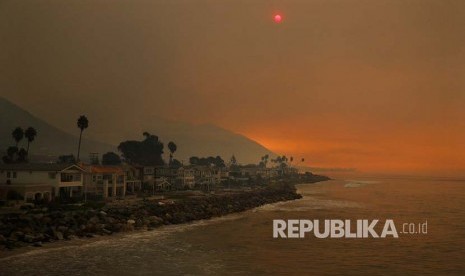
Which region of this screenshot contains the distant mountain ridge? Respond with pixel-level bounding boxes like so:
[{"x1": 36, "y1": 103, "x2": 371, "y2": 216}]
[
  {"x1": 0, "y1": 97, "x2": 275, "y2": 164},
  {"x1": 0, "y1": 97, "x2": 115, "y2": 161}
]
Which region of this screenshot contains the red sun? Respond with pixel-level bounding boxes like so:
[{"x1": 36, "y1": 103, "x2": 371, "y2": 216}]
[{"x1": 274, "y1": 14, "x2": 282, "y2": 23}]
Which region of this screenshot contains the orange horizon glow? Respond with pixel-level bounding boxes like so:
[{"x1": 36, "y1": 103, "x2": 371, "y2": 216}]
[{"x1": 238, "y1": 117, "x2": 465, "y2": 177}]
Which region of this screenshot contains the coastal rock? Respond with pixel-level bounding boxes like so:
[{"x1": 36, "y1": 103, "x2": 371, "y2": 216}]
[
  {"x1": 41, "y1": 216, "x2": 52, "y2": 224},
  {"x1": 57, "y1": 226, "x2": 68, "y2": 233},
  {"x1": 23, "y1": 234, "x2": 35, "y2": 243},
  {"x1": 11, "y1": 231, "x2": 24, "y2": 241},
  {"x1": 33, "y1": 213, "x2": 44, "y2": 220},
  {"x1": 33, "y1": 241, "x2": 43, "y2": 247},
  {"x1": 102, "y1": 228, "x2": 112, "y2": 235},
  {"x1": 0, "y1": 182, "x2": 307, "y2": 251},
  {"x1": 89, "y1": 216, "x2": 100, "y2": 224},
  {"x1": 54, "y1": 231, "x2": 64, "y2": 240},
  {"x1": 148, "y1": 216, "x2": 163, "y2": 226},
  {"x1": 121, "y1": 224, "x2": 134, "y2": 232},
  {"x1": 104, "y1": 216, "x2": 116, "y2": 224}
]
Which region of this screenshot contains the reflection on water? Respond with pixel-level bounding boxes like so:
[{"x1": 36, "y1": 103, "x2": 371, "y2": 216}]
[{"x1": 1, "y1": 177, "x2": 465, "y2": 275}]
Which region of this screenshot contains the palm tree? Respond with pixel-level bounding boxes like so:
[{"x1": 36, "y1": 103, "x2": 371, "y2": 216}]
[
  {"x1": 76, "y1": 115, "x2": 89, "y2": 161},
  {"x1": 167, "y1": 141, "x2": 177, "y2": 165},
  {"x1": 12, "y1": 127, "x2": 24, "y2": 147},
  {"x1": 25, "y1": 127, "x2": 37, "y2": 154}
]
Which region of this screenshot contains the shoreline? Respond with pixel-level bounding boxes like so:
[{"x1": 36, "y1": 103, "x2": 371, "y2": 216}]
[
  {"x1": 0, "y1": 209, "x2": 249, "y2": 260},
  {"x1": 0, "y1": 180, "x2": 328, "y2": 258}
]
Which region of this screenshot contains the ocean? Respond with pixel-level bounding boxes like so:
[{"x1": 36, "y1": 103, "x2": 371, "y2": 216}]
[{"x1": 1, "y1": 177, "x2": 464, "y2": 275}]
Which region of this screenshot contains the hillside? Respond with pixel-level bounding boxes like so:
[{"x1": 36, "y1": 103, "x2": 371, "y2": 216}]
[
  {"x1": 0, "y1": 97, "x2": 275, "y2": 164},
  {"x1": 0, "y1": 97, "x2": 115, "y2": 161}
]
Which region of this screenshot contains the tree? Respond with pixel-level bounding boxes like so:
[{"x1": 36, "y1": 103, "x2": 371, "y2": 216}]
[
  {"x1": 118, "y1": 132, "x2": 164, "y2": 166},
  {"x1": 2, "y1": 146, "x2": 18, "y2": 163},
  {"x1": 102, "y1": 152, "x2": 122, "y2": 165},
  {"x1": 189, "y1": 156, "x2": 200, "y2": 165},
  {"x1": 17, "y1": 148, "x2": 28, "y2": 162},
  {"x1": 12, "y1": 127, "x2": 24, "y2": 147},
  {"x1": 171, "y1": 159, "x2": 182, "y2": 168},
  {"x1": 167, "y1": 141, "x2": 177, "y2": 166},
  {"x1": 214, "y1": 156, "x2": 226, "y2": 167},
  {"x1": 230, "y1": 155, "x2": 237, "y2": 166},
  {"x1": 260, "y1": 154, "x2": 270, "y2": 168},
  {"x1": 24, "y1": 127, "x2": 37, "y2": 154},
  {"x1": 189, "y1": 156, "x2": 225, "y2": 167},
  {"x1": 76, "y1": 115, "x2": 89, "y2": 161},
  {"x1": 2, "y1": 146, "x2": 28, "y2": 163}
]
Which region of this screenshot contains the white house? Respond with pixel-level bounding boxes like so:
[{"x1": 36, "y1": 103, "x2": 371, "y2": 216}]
[
  {"x1": 0, "y1": 163, "x2": 85, "y2": 202},
  {"x1": 176, "y1": 167, "x2": 195, "y2": 189}
]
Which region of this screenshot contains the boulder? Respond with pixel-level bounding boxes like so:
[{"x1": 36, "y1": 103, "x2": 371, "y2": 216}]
[
  {"x1": 57, "y1": 226, "x2": 68, "y2": 233},
  {"x1": 23, "y1": 234, "x2": 34, "y2": 243},
  {"x1": 102, "y1": 228, "x2": 112, "y2": 235},
  {"x1": 89, "y1": 216, "x2": 100, "y2": 224},
  {"x1": 54, "y1": 231, "x2": 64, "y2": 240}
]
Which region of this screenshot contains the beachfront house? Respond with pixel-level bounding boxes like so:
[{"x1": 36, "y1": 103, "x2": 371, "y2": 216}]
[
  {"x1": 154, "y1": 166, "x2": 177, "y2": 188},
  {"x1": 175, "y1": 167, "x2": 195, "y2": 189},
  {"x1": 192, "y1": 166, "x2": 219, "y2": 191},
  {"x1": 0, "y1": 163, "x2": 85, "y2": 202},
  {"x1": 122, "y1": 163, "x2": 143, "y2": 195},
  {"x1": 82, "y1": 165, "x2": 126, "y2": 199}
]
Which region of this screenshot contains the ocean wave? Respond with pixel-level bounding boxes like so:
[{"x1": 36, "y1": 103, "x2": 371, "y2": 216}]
[
  {"x1": 344, "y1": 180, "x2": 380, "y2": 188},
  {"x1": 255, "y1": 196, "x2": 362, "y2": 212}
]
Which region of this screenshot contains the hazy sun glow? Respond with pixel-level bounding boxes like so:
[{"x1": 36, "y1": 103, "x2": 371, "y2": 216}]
[{"x1": 274, "y1": 14, "x2": 282, "y2": 23}]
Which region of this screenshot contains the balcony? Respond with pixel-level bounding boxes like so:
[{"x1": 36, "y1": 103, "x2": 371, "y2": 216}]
[{"x1": 59, "y1": 173, "x2": 83, "y2": 187}]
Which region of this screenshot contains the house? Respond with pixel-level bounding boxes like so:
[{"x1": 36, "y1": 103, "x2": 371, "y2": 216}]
[
  {"x1": 175, "y1": 167, "x2": 195, "y2": 189},
  {"x1": 155, "y1": 177, "x2": 171, "y2": 191},
  {"x1": 82, "y1": 165, "x2": 126, "y2": 199},
  {"x1": 239, "y1": 165, "x2": 260, "y2": 178},
  {"x1": 122, "y1": 163, "x2": 142, "y2": 195},
  {"x1": 142, "y1": 166, "x2": 155, "y2": 183},
  {"x1": 257, "y1": 167, "x2": 279, "y2": 179},
  {"x1": 219, "y1": 167, "x2": 230, "y2": 182},
  {"x1": 0, "y1": 163, "x2": 85, "y2": 202},
  {"x1": 192, "y1": 166, "x2": 219, "y2": 191},
  {"x1": 154, "y1": 166, "x2": 178, "y2": 189}
]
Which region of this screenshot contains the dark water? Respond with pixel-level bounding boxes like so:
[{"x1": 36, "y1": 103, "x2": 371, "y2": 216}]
[{"x1": 1, "y1": 178, "x2": 465, "y2": 275}]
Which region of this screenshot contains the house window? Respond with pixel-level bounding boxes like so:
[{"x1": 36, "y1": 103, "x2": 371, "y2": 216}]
[
  {"x1": 61, "y1": 173, "x2": 81, "y2": 182},
  {"x1": 6, "y1": 171, "x2": 17, "y2": 179}
]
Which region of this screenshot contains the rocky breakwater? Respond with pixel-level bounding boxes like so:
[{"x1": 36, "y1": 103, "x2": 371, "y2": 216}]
[{"x1": 0, "y1": 184, "x2": 301, "y2": 251}]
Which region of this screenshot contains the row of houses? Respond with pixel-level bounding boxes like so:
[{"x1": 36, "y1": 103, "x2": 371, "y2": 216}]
[{"x1": 0, "y1": 162, "x2": 296, "y2": 202}]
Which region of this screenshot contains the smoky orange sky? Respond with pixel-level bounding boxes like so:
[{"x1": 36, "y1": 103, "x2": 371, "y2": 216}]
[{"x1": 1, "y1": 0, "x2": 465, "y2": 176}]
